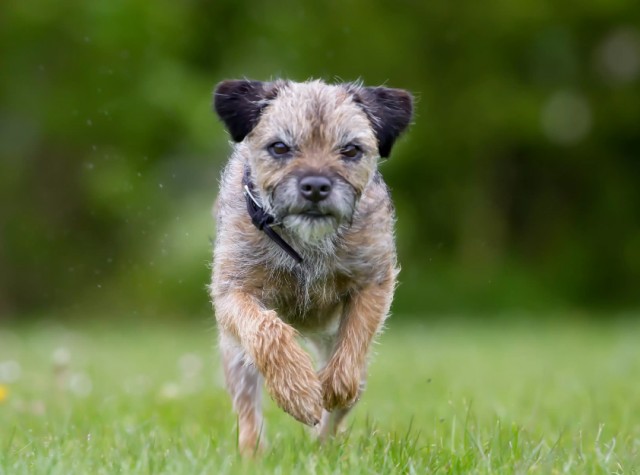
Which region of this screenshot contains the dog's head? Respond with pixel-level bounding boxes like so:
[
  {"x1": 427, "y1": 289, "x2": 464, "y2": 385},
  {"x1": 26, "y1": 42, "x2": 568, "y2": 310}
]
[{"x1": 214, "y1": 79, "x2": 413, "y2": 244}]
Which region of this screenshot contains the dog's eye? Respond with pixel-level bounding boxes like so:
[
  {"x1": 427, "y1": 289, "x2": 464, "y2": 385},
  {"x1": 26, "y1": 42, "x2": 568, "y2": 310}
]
[
  {"x1": 340, "y1": 144, "x2": 362, "y2": 160},
  {"x1": 268, "y1": 142, "x2": 291, "y2": 157}
]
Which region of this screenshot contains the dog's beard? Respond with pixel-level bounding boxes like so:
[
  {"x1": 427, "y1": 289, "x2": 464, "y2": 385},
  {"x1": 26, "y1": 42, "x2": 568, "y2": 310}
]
[
  {"x1": 269, "y1": 176, "x2": 356, "y2": 246},
  {"x1": 282, "y1": 214, "x2": 339, "y2": 243}
]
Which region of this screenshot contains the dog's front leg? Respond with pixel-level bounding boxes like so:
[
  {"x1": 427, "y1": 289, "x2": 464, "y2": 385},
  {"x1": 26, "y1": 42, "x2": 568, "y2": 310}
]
[
  {"x1": 318, "y1": 270, "x2": 395, "y2": 413},
  {"x1": 216, "y1": 290, "x2": 323, "y2": 427}
]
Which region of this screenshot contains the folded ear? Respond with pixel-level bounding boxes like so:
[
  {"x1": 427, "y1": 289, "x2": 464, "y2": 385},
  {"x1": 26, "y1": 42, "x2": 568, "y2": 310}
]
[
  {"x1": 355, "y1": 87, "x2": 414, "y2": 158},
  {"x1": 213, "y1": 80, "x2": 273, "y2": 142}
]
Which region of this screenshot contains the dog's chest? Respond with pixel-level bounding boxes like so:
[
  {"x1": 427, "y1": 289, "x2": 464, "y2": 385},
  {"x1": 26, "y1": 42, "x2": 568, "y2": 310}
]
[{"x1": 259, "y1": 265, "x2": 353, "y2": 328}]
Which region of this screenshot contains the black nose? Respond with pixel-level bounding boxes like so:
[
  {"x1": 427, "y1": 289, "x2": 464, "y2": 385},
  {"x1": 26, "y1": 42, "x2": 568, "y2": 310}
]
[{"x1": 299, "y1": 175, "x2": 332, "y2": 202}]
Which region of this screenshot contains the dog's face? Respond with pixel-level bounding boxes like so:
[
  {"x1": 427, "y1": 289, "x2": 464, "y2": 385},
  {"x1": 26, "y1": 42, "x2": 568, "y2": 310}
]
[{"x1": 214, "y1": 80, "x2": 412, "y2": 244}]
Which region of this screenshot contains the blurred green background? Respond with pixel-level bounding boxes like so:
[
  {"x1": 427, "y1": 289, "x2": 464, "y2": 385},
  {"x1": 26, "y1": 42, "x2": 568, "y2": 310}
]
[{"x1": 1, "y1": 0, "x2": 639, "y2": 321}]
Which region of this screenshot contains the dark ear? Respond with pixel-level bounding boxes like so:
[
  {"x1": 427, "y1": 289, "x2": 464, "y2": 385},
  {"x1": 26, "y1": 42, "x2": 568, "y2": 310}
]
[
  {"x1": 356, "y1": 87, "x2": 413, "y2": 158},
  {"x1": 213, "y1": 80, "x2": 272, "y2": 142}
]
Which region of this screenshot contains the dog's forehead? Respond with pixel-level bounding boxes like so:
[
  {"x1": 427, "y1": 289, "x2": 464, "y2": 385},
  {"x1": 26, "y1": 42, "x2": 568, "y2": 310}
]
[
  {"x1": 273, "y1": 81, "x2": 352, "y2": 110},
  {"x1": 257, "y1": 81, "x2": 374, "y2": 144}
]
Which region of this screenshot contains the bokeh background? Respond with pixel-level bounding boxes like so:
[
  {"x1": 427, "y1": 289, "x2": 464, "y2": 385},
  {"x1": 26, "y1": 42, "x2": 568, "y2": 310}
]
[{"x1": 1, "y1": 0, "x2": 639, "y2": 322}]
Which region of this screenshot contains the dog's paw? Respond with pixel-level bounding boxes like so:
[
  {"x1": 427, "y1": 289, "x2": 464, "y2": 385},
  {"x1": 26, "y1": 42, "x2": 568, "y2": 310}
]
[
  {"x1": 262, "y1": 339, "x2": 323, "y2": 426},
  {"x1": 318, "y1": 358, "x2": 361, "y2": 411}
]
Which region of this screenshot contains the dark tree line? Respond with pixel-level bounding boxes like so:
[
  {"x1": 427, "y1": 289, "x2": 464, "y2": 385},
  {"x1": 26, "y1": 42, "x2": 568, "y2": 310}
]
[{"x1": 1, "y1": 0, "x2": 639, "y2": 318}]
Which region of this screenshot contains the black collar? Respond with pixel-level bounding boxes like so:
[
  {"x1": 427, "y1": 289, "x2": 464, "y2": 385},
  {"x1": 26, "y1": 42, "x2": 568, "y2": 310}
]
[{"x1": 242, "y1": 166, "x2": 303, "y2": 264}]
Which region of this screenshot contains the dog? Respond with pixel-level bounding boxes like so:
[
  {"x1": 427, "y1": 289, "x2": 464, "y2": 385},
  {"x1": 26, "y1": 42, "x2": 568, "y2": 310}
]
[{"x1": 210, "y1": 79, "x2": 413, "y2": 453}]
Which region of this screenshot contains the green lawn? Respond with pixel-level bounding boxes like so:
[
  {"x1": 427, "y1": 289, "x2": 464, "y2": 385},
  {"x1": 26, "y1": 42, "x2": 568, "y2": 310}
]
[{"x1": 1, "y1": 318, "x2": 639, "y2": 474}]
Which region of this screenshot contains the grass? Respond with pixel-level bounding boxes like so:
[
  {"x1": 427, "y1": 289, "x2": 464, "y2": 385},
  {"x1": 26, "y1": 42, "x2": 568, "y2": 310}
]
[{"x1": 0, "y1": 317, "x2": 639, "y2": 474}]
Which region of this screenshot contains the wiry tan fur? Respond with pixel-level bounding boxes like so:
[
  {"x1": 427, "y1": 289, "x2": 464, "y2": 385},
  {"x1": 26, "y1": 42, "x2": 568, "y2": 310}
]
[{"x1": 209, "y1": 79, "x2": 412, "y2": 454}]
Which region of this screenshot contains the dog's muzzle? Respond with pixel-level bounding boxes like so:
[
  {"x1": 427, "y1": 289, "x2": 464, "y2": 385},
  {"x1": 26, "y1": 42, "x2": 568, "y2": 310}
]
[{"x1": 270, "y1": 173, "x2": 357, "y2": 243}]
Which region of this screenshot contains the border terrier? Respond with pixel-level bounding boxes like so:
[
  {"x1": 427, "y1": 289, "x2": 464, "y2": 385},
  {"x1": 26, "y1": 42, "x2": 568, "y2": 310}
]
[{"x1": 210, "y1": 79, "x2": 413, "y2": 453}]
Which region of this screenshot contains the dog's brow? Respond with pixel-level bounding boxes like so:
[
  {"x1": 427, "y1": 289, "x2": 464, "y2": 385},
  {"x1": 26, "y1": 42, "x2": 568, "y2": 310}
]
[{"x1": 337, "y1": 130, "x2": 371, "y2": 147}]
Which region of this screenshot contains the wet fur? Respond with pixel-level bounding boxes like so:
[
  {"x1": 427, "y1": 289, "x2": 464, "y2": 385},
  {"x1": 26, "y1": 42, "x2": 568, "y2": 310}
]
[{"x1": 210, "y1": 79, "x2": 412, "y2": 453}]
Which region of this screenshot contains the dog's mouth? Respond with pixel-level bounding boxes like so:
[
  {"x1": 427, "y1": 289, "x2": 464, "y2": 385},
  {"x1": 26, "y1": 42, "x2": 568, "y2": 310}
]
[
  {"x1": 298, "y1": 209, "x2": 332, "y2": 219},
  {"x1": 285, "y1": 205, "x2": 338, "y2": 221}
]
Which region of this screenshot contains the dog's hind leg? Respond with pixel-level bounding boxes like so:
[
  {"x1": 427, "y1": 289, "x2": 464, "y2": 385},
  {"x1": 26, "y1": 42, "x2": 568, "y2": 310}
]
[{"x1": 220, "y1": 332, "x2": 264, "y2": 455}]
